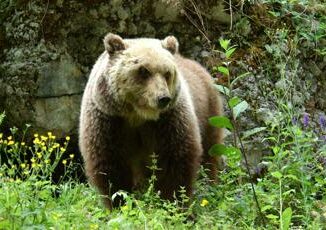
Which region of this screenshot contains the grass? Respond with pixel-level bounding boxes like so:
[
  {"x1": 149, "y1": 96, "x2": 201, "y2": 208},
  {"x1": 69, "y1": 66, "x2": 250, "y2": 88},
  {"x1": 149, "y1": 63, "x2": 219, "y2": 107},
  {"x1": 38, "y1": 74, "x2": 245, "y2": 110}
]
[{"x1": 0, "y1": 118, "x2": 325, "y2": 229}]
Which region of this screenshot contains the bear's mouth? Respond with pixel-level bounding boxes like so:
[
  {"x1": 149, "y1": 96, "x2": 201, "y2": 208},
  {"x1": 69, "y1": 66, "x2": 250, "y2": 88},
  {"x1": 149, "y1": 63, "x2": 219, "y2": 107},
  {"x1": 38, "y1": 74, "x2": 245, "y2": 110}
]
[
  {"x1": 136, "y1": 104, "x2": 159, "y2": 113},
  {"x1": 136, "y1": 98, "x2": 160, "y2": 112},
  {"x1": 133, "y1": 104, "x2": 160, "y2": 121}
]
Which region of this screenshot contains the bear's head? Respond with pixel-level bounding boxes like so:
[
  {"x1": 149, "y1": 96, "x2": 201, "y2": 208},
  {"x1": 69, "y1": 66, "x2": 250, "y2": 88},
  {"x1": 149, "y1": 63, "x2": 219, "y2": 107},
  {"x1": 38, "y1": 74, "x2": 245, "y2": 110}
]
[{"x1": 96, "y1": 33, "x2": 181, "y2": 124}]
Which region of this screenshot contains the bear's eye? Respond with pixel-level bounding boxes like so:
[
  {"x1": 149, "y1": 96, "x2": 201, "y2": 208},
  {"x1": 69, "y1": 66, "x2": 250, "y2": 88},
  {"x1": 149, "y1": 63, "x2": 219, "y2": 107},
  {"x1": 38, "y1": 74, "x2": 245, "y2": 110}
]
[
  {"x1": 138, "y1": 66, "x2": 151, "y2": 79},
  {"x1": 164, "y1": 71, "x2": 171, "y2": 81}
]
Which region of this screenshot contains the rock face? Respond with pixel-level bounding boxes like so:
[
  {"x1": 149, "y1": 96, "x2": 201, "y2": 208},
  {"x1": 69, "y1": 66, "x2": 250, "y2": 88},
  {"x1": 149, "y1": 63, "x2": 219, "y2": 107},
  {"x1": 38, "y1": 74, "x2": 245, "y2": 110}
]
[
  {"x1": 0, "y1": 0, "x2": 229, "y2": 137},
  {"x1": 34, "y1": 57, "x2": 86, "y2": 134}
]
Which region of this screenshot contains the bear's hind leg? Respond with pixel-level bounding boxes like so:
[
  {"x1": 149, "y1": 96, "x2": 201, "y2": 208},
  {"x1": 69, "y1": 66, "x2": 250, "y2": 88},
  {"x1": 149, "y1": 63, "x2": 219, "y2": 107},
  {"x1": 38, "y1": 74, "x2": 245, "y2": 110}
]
[{"x1": 202, "y1": 125, "x2": 225, "y2": 183}]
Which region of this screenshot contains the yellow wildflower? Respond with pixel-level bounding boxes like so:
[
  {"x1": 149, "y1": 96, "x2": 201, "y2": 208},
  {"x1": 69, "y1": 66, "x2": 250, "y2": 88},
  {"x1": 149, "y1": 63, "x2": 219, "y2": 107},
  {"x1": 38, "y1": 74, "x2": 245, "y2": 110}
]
[
  {"x1": 34, "y1": 134, "x2": 39, "y2": 138},
  {"x1": 21, "y1": 142, "x2": 25, "y2": 146},
  {"x1": 60, "y1": 147, "x2": 66, "y2": 152},
  {"x1": 65, "y1": 136, "x2": 70, "y2": 141},
  {"x1": 33, "y1": 138, "x2": 40, "y2": 144},
  {"x1": 8, "y1": 140, "x2": 14, "y2": 145},
  {"x1": 7, "y1": 136, "x2": 12, "y2": 140},
  {"x1": 45, "y1": 159, "x2": 50, "y2": 164},
  {"x1": 200, "y1": 199, "x2": 209, "y2": 207},
  {"x1": 37, "y1": 152, "x2": 42, "y2": 158},
  {"x1": 0, "y1": 173, "x2": 3, "y2": 177},
  {"x1": 0, "y1": 133, "x2": 3, "y2": 139},
  {"x1": 31, "y1": 158, "x2": 36, "y2": 163},
  {"x1": 42, "y1": 146, "x2": 46, "y2": 151},
  {"x1": 62, "y1": 159, "x2": 67, "y2": 165},
  {"x1": 41, "y1": 136, "x2": 48, "y2": 141},
  {"x1": 31, "y1": 163, "x2": 37, "y2": 168},
  {"x1": 69, "y1": 154, "x2": 74, "y2": 159},
  {"x1": 20, "y1": 163, "x2": 26, "y2": 169}
]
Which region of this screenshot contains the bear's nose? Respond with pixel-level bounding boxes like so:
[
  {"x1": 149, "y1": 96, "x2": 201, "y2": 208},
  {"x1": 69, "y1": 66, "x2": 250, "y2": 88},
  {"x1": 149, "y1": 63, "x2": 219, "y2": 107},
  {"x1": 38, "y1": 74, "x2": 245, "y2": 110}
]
[{"x1": 158, "y1": 96, "x2": 171, "y2": 109}]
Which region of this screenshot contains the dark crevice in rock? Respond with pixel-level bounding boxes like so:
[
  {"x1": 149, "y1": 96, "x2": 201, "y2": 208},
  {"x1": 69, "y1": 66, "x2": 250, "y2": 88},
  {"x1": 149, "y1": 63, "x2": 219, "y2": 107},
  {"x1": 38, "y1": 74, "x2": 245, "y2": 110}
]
[{"x1": 35, "y1": 92, "x2": 84, "y2": 99}]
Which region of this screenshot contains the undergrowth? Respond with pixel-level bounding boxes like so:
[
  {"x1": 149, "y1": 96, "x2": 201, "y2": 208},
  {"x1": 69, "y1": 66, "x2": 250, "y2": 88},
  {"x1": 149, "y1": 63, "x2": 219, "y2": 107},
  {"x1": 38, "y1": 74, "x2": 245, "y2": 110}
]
[{"x1": 1, "y1": 114, "x2": 324, "y2": 229}]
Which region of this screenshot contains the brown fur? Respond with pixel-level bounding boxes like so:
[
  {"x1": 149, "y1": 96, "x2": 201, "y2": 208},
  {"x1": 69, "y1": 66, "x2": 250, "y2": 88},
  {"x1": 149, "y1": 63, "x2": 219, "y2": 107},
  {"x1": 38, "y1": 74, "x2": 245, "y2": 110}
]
[
  {"x1": 175, "y1": 55, "x2": 224, "y2": 180},
  {"x1": 79, "y1": 33, "x2": 224, "y2": 209}
]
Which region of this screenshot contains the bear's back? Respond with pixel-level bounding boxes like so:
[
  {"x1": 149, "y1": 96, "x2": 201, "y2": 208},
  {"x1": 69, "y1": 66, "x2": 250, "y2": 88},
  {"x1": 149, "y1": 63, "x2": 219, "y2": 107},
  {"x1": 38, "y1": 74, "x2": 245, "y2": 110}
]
[{"x1": 175, "y1": 55, "x2": 223, "y2": 135}]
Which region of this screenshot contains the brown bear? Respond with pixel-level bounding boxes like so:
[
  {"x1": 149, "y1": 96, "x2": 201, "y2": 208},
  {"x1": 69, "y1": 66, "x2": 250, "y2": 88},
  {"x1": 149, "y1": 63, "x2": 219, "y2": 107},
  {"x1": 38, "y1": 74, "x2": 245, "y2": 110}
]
[{"x1": 79, "y1": 33, "x2": 224, "y2": 209}]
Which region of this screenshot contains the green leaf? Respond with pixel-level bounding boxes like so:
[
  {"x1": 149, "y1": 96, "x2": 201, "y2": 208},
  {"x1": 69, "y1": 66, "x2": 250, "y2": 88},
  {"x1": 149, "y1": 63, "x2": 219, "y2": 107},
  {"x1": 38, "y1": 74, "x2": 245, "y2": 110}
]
[
  {"x1": 285, "y1": 174, "x2": 299, "y2": 181},
  {"x1": 209, "y1": 116, "x2": 233, "y2": 130},
  {"x1": 261, "y1": 205, "x2": 273, "y2": 212},
  {"x1": 282, "y1": 207, "x2": 292, "y2": 230},
  {"x1": 232, "y1": 101, "x2": 249, "y2": 119},
  {"x1": 266, "y1": 214, "x2": 279, "y2": 219},
  {"x1": 230, "y1": 72, "x2": 251, "y2": 88},
  {"x1": 265, "y1": 44, "x2": 274, "y2": 54},
  {"x1": 39, "y1": 189, "x2": 52, "y2": 200},
  {"x1": 271, "y1": 171, "x2": 283, "y2": 179},
  {"x1": 218, "y1": 66, "x2": 229, "y2": 76},
  {"x1": 241, "y1": 127, "x2": 267, "y2": 140},
  {"x1": 282, "y1": 189, "x2": 295, "y2": 197},
  {"x1": 226, "y1": 47, "x2": 236, "y2": 58},
  {"x1": 214, "y1": 84, "x2": 230, "y2": 96},
  {"x1": 228, "y1": 97, "x2": 241, "y2": 108},
  {"x1": 219, "y1": 39, "x2": 230, "y2": 51},
  {"x1": 209, "y1": 144, "x2": 225, "y2": 156},
  {"x1": 268, "y1": 11, "x2": 280, "y2": 17},
  {"x1": 209, "y1": 144, "x2": 240, "y2": 157}
]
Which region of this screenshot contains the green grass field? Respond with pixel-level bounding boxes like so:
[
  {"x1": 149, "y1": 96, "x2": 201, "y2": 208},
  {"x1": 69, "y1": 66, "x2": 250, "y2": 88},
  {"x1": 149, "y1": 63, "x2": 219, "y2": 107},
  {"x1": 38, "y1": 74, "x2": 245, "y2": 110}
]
[{"x1": 0, "y1": 123, "x2": 325, "y2": 229}]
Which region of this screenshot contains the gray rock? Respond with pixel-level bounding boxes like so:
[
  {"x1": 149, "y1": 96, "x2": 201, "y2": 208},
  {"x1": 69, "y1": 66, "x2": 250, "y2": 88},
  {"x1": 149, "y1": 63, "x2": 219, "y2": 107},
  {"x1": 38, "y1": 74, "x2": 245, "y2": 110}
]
[
  {"x1": 256, "y1": 107, "x2": 274, "y2": 125},
  {"x1": 308, "y1": 60, "x2": 322, "y2": 76},
  {"x1": 34, "y1": 95, "x2": 82, "y2": 135},
  {"x1": 36, "y1": 56, "x2": 86, "y2": 97},
  {"x1": 200, "y1": 50, "x2": 211, "y2": 58}
]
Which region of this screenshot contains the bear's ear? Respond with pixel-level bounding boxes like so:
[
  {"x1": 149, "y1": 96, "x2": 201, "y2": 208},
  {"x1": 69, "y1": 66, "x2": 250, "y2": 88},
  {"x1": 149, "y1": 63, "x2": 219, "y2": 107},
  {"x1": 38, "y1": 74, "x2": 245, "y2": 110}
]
[
  {"x1": 161, "y1": 36, "x2": 179, "y2": 54},
  {"x1": 103, "y1": 33, "x2": 126, "y2": 55}
]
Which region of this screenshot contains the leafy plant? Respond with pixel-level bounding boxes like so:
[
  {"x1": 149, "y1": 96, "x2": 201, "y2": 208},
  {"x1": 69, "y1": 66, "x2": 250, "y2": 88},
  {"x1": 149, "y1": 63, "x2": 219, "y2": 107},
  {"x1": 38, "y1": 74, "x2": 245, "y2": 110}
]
[
  {"x1": 0, "y1": 126, "x2": 74, "y2": 182},
  {"x1": 209, "y1": 38, "x2": 266, "y2": 225}
]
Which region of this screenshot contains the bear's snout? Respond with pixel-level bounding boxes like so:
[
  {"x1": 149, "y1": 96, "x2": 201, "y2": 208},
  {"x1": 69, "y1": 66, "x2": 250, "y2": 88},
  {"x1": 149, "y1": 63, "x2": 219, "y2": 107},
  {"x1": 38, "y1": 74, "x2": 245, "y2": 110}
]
[{"x1": 157, "y1": 96, "x2": 171, "y2": 109}]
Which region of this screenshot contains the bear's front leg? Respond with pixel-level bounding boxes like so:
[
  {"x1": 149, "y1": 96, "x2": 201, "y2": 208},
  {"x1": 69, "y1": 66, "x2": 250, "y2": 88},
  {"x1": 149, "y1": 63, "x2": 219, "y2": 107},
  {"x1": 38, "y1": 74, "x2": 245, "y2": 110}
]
[
  {"x1": 80, "y1": 111, "x2": 133, "y2": 209},
  {"x1": 155, "y1": 107, "x2": 203, "y2": 200}
]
